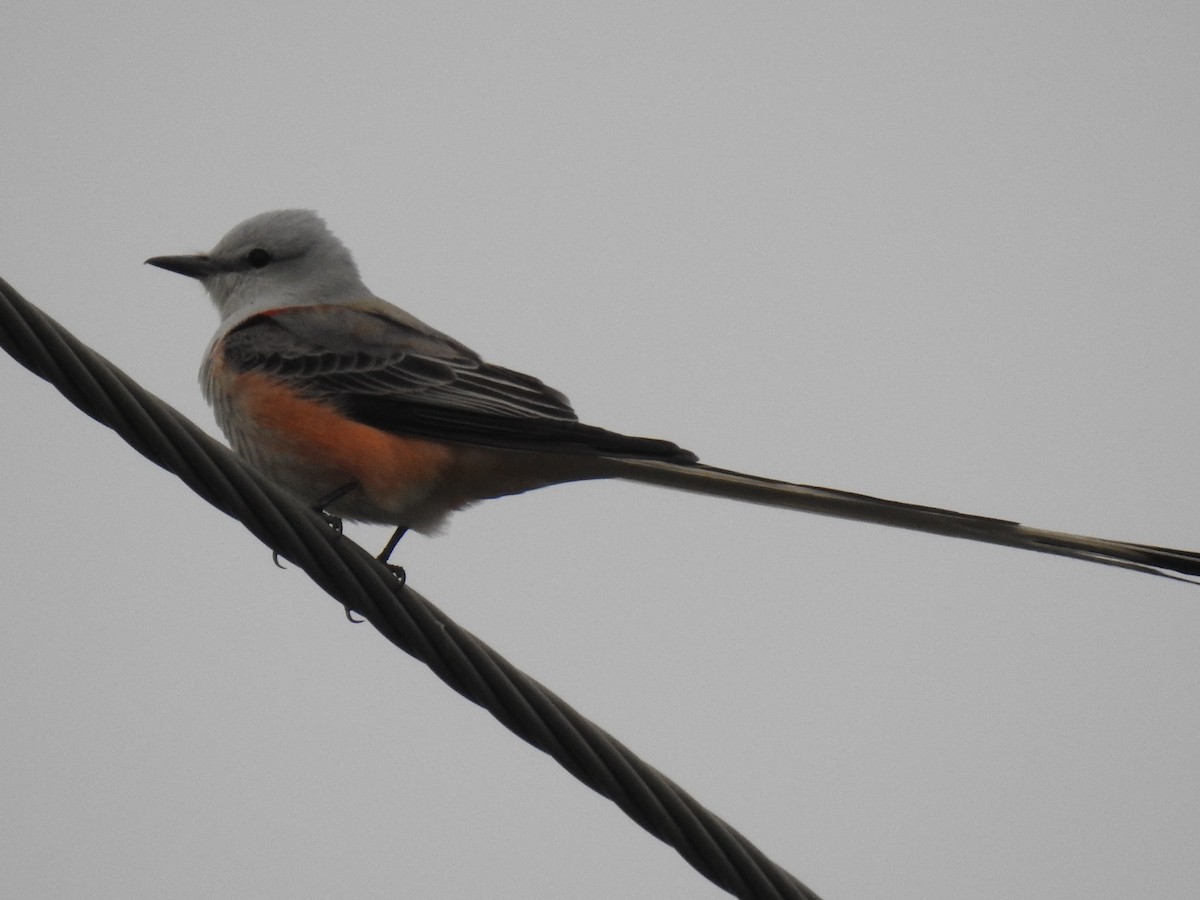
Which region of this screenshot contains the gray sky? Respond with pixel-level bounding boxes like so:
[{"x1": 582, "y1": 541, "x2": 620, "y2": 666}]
[{"x1": 3, "y1": 3, "x2": 1198, "y2": 898}]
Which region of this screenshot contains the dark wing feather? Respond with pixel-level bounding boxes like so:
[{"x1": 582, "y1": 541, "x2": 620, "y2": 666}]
[{"x1": 222, "y1": 307, "x2": 697, "y2": 462}]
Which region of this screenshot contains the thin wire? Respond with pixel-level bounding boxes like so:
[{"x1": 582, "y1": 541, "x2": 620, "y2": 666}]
[{"x1": 0, "y1": 276, "x2": 824, "y2": 900}]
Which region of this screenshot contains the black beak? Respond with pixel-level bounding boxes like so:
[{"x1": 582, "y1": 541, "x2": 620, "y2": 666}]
[{"x1": 145, "y1": 254, "x2": 220, "y2": 279}]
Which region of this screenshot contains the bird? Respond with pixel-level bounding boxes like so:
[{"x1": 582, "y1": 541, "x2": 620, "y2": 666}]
[{"x1": 146, "y1": 209, "x2": 1200, "y2": 583}]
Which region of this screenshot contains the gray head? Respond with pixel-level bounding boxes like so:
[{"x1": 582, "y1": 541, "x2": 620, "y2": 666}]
[{"x1": 146, "y1": 209, "x2": 368, "y2": 319}]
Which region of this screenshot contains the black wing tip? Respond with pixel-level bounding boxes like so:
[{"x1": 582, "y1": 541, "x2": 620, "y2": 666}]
[
  {"x1": 616, "y1": 440, "x2": 698, "y2": 464},
  {"x1": 671, "y1": 446, "x2": 701, "y2": 465}
]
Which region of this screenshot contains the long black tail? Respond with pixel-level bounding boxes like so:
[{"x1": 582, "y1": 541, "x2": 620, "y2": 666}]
[{"x1": 611, "y1": 459, "x2": 1200, "y2": 583}]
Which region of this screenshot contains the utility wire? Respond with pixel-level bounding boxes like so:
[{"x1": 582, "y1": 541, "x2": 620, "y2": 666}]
[{"x1": 0, "y1": 276, "x2": 823, "y2": 900}]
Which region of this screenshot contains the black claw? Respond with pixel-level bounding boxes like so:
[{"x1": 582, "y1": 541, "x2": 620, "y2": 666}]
[
  {"x1": 272, "y1": 551, "x2": 287, "y2": 569},
  {"x1": 387, "y1": 565, "x2": 407, "y2": 587},
  {"x1": 342, "y1": 605, "x2": 364, "y2": 624},
  {"x1": 317, "y1": 510, "x2": 344, "y2": 535}
]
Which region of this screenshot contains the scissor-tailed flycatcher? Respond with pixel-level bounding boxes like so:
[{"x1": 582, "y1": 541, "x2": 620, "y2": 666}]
[{"x1": 147, "y1": 209, "x2": 1200, "y2": 582}]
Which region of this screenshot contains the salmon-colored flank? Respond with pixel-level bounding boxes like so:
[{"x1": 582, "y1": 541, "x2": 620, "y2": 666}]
[{"x1": 235, "y1": 370, "x2": 453, "y2": 502}]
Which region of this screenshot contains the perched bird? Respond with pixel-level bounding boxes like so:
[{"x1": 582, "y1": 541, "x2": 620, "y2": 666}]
[{"x1": 147, "y1": 209, "x2": 1200, "y2": 582}]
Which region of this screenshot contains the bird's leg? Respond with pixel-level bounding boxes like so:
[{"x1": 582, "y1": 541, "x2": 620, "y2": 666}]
[
  {"x1": 377, "y1": 526, "x2": 409, "y2": 584},
  {"x1": 377, "y1": 526, "x2": 408, "y2": 564}
]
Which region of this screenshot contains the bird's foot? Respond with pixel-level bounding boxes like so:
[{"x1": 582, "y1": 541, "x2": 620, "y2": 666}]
[
  {"x1": 316, "y1": 509, "x2": 344, "y2": 535},
  {"x1": 312, "y1": 481, "x2": 358, "y2": 537}
]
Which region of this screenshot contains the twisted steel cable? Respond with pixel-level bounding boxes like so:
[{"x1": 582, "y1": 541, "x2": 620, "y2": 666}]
[{"x1": 0, "y1": 276, "x2": 823, "y2": 900}]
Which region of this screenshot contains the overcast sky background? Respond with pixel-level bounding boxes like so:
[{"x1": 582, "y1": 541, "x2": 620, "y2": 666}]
[{"x1": 2, "y1": 3, "x2": 1198, "y2": 898}]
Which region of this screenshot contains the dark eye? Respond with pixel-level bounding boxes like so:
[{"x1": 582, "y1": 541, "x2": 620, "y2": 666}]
[{"x1": 246, "y1": 248, "x2": 272, "y2": 268}]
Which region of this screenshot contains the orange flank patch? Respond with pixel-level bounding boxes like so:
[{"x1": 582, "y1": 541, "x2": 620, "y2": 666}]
[{"x1": 233, "y1": 370, "x2": 453, "y2": 505}]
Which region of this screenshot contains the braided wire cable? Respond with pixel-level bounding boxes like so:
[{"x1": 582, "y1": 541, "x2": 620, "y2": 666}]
[{"x1": 0, "y1": 276, "x2": 823, "y2": 900}]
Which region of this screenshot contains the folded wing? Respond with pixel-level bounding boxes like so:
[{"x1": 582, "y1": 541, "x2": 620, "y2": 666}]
[{"x1": 220, "y1": 304, "x2": 697, "y2": 461}]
